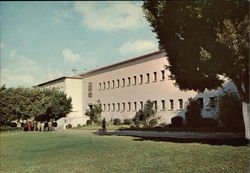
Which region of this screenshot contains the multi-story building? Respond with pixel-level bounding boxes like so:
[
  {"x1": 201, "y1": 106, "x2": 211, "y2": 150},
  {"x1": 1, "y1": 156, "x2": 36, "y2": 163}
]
[{"x1": 37, "y1": 50, "x2": 237, "y2": 128}]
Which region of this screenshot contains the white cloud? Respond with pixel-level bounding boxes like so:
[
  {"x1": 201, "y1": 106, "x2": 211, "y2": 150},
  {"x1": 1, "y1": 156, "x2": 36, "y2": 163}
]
[
  {"x1": 74, "y1": 1, "x2": 144, "y2": 31},
  {"x1": 119, "y1": 40, "x2": 158, "y2": 56},
  {"x1": 62, "y1": 48, "x2": 97, "y2": 65},
  {"x1": 63, "y1": 49, "x2": 82, "y2": 63},
  {"x1": 52, "y1": 10, "x2": 71, "y2": 24},
  {"x1": 0, "y1": 43, "x2": 4, "y2": 49},
  {"x1": 0, "y1": 51, "x2": 64, "y2": 87}
]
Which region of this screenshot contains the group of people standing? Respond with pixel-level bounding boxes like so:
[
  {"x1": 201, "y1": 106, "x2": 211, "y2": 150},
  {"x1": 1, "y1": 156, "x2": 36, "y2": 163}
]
[{"x1": 20, "y1": 121, "x2": 55, "y2": 131}]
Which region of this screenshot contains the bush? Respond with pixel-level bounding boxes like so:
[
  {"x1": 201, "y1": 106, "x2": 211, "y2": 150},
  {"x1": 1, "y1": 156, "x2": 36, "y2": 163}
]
[
  {"x1": 77, "y1": 124, "x2": 81, "y2": 128},
  {"x1": 66, "y1": 124, "x2": 72, "y2": 129},
  {"x1": 171, "y1": 116, "x2": 183, "y2": 127},
  {"x1": 185, "y1": 99, "x2": 202, "y2": 127},
  {"x1": 86, "y1": 120, "x2": 93, "y2": 126},
  {"x1": 149, "y1": 118, "x2": 158, "y2": 127},
  {"x1": 113, "y1": 118, "x2": 121, "y2": 125},
  {"x1": 200, "y1": 118, "x2": 218, "y2": 128},
  {"x1": 218, "y1": 91, "x2": 244, "y2": 130},
  {"x1": 123, "y1": 118, "x2": 133, "y2": 125}
]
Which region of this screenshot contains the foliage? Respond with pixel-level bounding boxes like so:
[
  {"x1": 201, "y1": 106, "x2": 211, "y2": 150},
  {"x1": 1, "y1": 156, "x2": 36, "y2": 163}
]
[
  {"x1": 149, "y1": 118, "x2": 158, "y2": 127},
  {"x1": 123, "y1": 118, "x2": 133, "y2": 125},
  {"x1": 0, "y1": 87, "x2": 72, "y2": 125},
  {"x1": 66, "y1": 124, "x2": 72, "y2": 129},
  {"x1": 218, "y1": 91, "x2": 244, "y2": 129},
  {"x1": 171, "y1": 116, "x2": 183, "y2": 127},
  {"x1": 86, "y1": 119, "x2": 93, "y2": 126},
  {"x1": 133, "y1": 100, "x2": 157, "y2": 126},
  {"x1": 85, "y1": 100, "x2": 102, "y2": 124},
  {"x1": 113, "y1": 118, "x2": 122, "y2": 125},
  {"x1": 185, "y1": 99, "x2": 202, "y2": 127},
  {"x1": 142, "y1": 1, "x2": 249, "y2": 103}
]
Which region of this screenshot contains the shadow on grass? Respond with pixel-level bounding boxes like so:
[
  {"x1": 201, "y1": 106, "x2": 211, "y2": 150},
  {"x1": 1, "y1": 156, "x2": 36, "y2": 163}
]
[
  {"x1": 132, "y1": 136, "x2": 249, "y2": 147},
  {"x1": 95, "y1": 132, "x2": 249, "y2": 147}
]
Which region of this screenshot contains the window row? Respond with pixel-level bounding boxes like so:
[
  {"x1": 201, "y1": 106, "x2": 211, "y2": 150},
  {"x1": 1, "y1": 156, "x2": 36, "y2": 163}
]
[
  {"x1": 101, "y1": 99, "x2": 184, "y2": 112},
  {"x1": 98, "y1": 70, "x2": 166, "y2": 91}
]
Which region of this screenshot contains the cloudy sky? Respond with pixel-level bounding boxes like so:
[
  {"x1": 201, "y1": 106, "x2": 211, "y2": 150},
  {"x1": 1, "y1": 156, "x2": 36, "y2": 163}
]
[{"x1": 0, "y1": 1, "x2": 159, "y2": 88}]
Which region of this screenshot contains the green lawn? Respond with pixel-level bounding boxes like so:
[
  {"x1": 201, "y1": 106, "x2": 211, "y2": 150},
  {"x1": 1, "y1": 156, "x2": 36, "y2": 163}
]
[
  {"x1": 0, "y1": 131, "x2": 249, "y2": 173},
  {"x1": 72, "y1": 125, "x2": 130, "y2": 130}
]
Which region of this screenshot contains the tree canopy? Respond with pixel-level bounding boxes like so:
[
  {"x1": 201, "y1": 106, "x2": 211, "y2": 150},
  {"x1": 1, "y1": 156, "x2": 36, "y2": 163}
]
[
  {"x1": 0, "y1": 87, "x2": 72, "y2": 125},
  {"x1": 142, "y1": 0, "x2": 249, "y2": 103}
]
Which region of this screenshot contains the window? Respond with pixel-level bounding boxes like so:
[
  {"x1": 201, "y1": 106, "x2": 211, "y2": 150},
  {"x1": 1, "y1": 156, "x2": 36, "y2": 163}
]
[
  {"x1": 122, "y1": 102, "x2": 125, "y2": 111},
  {"x1": 103, "y1": 104, "x2": 106, "y2": 112},
  {"x1": 134, "y1": 102, "x2": 137, "y2": 111},
  {"x1": 154, "y1": 101, "x2": 157, "y2": 110},
  {"x1": 122, "y1": 78, "x2": 125, "y2": 87},
  {"x1": 170, "y1": 99, "x2": 174, "y2": 110},
  {"x1": 198, "y1": 98, "x2": 204, "y2": 108},
  {"x1": 117, "y1": 103, "x2": 120, "y2": 111},
  {"x1": 140, "y1": 75, "x2": 143, "y2": 84},
  {"x1": 99, "y1": 83, "x2": 101, "y2": 91},
  {"x1": 112, "y1": 103, "x2": 115, "y2": 112},
  {"x1": 146, "y1": 73, "x2": 150, "y2": 83},
  {"x1": 103, "y1": 82, "x2": 105, "y2": 90},
  {"x1": 88, "y1": 82, "x2": 92, "y2": 98},
  {"x1": 210, "y1": 96, "x2": 217, "y2": 108},
  {"x1": 153, "y1": 72, "x2": 157, "y2": 82},
  {"x1": 133, "y1": 76, "x2": 137, "y2": 85},
  {"x1": 107, "y1": 81, "x2": 110, "y2": 89},
  {"x1": 161, "y1": 70, "x2": 165, "y2": 80},
  {"x1": 127, "y1": 77, "x2": 131, "y2": 86},
  {"x1": 161, "y1": 100, "x2": 165, "y2": 110},
  {"x1": 179, "y1": 99, "x2": 183, "y2": 109},
  {"x1": 112, "y1": 80, "x2": 115, "y2": 89},
  {"x1": 140, "y1": 101, "x2": 143, "y2": 110},
  {"x1": 128, "y1": 102, "x2": 131, "y2": 111},
  {"x1": 108, "y1": 104, "x2": 110, "y2": 111},
  {"x1": 117, "y1": 79, "x2": 120, "y2": 88}
]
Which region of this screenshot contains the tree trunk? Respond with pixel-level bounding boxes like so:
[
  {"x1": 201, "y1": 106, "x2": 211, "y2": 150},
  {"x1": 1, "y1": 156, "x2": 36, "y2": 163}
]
[{"x1": 242, "y1": 102, "x2": 250, "y2": 140}]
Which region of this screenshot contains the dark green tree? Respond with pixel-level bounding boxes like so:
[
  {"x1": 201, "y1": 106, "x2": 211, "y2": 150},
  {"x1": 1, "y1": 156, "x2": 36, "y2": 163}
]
[
  {"x1": 218, "y1": 91, "x2": 244, "y2": 130},
  {"x1": 185, "y1": 99, "x2": 202, "y2": 127},
  {"x1": 85, "y1": 100, "x2": 102, "y2": 124},
  {"x1": 142, "y1": 0, "x2": 249, "y2": 138}
]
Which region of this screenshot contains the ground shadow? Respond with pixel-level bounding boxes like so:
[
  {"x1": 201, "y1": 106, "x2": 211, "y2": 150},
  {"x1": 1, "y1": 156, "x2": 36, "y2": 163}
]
[{"x1": 95, "y1": 132, "x2": 249, "y2": 147}]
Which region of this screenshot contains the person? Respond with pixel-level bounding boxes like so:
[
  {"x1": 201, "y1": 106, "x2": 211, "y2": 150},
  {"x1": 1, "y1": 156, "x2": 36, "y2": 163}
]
[
  {"x1": 48, "y1": 121, "x2": 52, "y2": 131},
  {"x1": 44, "y1": 121, "x2": 48, "y2": 132},
  {"x1": 102, "y1": 118, "x2": 107, "y2": 133},
  {"x1": 28, "y1": 121, "x2": 31, "y2": 131}
]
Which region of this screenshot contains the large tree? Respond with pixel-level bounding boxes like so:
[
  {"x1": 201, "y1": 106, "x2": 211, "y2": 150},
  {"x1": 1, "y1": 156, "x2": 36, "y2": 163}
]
[{"x1": 142, "y1": 1, "x2": 249, "y2": 139}]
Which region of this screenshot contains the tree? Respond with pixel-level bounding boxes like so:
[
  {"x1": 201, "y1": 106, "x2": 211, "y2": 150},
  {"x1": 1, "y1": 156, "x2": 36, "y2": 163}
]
[
  {"x1": 0, "y1": 87, "x2": 72, "y2": 125},
  {"x1": 185, "y1": 99, "x2": 202, "y2": 127},
  {"x1": 142, "y1": 1, "x2": 249, "y2": 139},
  {"x1": 85, "y1": 100, "x2": 102, "y2": 124},
  {"x1": 218, "y1": 91, "x2": 244, "y2": 130},
  {"x1": 133, "y1": 100, "x2": 157, "y2": 126}
]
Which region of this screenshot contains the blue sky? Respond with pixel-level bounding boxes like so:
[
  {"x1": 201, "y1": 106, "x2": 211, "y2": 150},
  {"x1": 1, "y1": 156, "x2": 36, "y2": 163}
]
[{"x1": 0, "y1": 1, "x2": 159, "y2": 87}]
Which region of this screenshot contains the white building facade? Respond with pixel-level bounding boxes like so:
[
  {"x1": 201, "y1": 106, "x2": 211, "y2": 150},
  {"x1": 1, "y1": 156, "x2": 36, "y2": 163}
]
[{"x1": 37, "y1": 50, "x2": 236, "y2": 127}]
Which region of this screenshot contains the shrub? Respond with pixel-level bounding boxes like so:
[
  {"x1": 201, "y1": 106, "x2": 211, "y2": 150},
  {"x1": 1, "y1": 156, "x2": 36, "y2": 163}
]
[
  {"x1": 113, "y1": 118, "x2": 121, "y2": 125},
  {"x1": 123, "y1": 118, "x2": 133, "y2": 125},
  {"x1": 86, "y1": 120, "x2": 93, "y2": 126},
  {"x1": 200, "y1": 118, "x2": 218, "y2": 128},
  {"x1": 66, "y1": 124, "x2": 72, "y2": 129},
  {"x1": 185, "y1": 99, "x2": 202, "y2": 127},
  {"x1": 218, "y1": 91, "x2": 244, "y2": 130},
  {"x1": 77, "y1": 124, "x2": 81, "y2": 128},
  {"x1": 149, "y1": 118, "x2": 158, "y2": 127},
  {"x1": 171, "y1": 116, "x2": 183, "y2": 127}
]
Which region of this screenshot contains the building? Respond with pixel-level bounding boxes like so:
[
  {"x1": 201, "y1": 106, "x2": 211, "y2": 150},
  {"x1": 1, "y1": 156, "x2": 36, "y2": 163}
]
[{"x1": 37, "y1": 50, "x2": 236, "y2": 128}]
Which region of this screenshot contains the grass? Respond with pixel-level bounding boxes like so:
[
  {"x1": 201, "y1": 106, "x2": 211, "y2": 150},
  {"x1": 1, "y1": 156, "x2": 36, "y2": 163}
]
[
  {"x1": 72, "y1": 125, "x2": 130, "y2": 130},
  {"x1": 0, "y1": 131, "x2": 249, "y2": 173}
]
